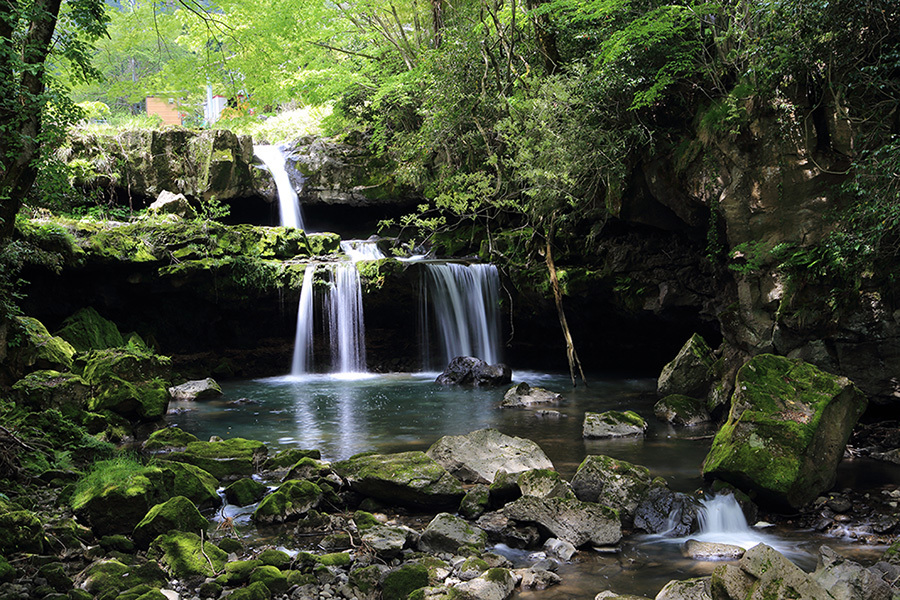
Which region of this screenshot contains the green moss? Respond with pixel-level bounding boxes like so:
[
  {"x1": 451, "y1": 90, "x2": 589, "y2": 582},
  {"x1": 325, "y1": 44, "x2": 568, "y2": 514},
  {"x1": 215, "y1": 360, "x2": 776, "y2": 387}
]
[
  {"x1": 257, "y1": 549, "x2": 292, "y2": 568},
  {"x1": 350, "y1": 565, "x2": 382, "y2": 594},
  {"x1": 148, "y1": 531, "x2": 227, "y2": 578},
  {"x1": 223, "y1": 580, "x2": 271, "y2": 600},
  {"x1": 165, "y1": 437, "x2": 267, "y2": 479},
  {"x1": 307, "y1": 232, "x2": 341, "y2": 255},
  {"x1": 55, "y1": 307, "x2": 124, "y2": 352},
  {"x1": 318, "y1": 552, "x2": 352, "y2": 567},
  {"x1": 11, "y1": 370, "x2": 91, "y2": 414},
  {"x1": 382, "y1": 563, "x2": 429, "y2": 600},
  {"x1": 483, "y1": 567, "x2": 512, "y2": 584},
  {"x1": 251, "y1": 479, "x2": 323, "y2": 524},
  {"x1": 353, "y1": 510, "x2": 380, "y2": 530},
  {"x1": 143, "y1": 426, "x2": 199, "y2": 450},
  {"x1": 224, "y1": 478, "x2": 268, "y2": 506},
  {"x1": 263, "y1": 448, "x2": 321, "y2": 469},
  {"x1": 287, "y1": 571, "x2": 316, "y2": 587},
  {"x1": 132, "y1": 496, "x2": 208, "y2": 548},
  {"x1": 249, "y1": 565, "x2": 288, "y2": 595},
  {"x1": 215, "y1": 559, "x2": 260, "y2": 586},
  {"x1": 0, "y1": 556, "x2": 17, "y2": 583},
  {"x1": 11, "y1": 316, "x2": 76, "y2": 371},
  {"x1": 0, "y1": 509, "x2": 43, "y2": 554},
  {"x1": 80, "y1": 560, "x2": 167, "y2": 600}
]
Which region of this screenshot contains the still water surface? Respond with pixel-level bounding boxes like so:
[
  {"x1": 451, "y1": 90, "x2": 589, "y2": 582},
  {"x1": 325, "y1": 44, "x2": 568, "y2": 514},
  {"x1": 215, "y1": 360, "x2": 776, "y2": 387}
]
[{"x1": 166, "y1": 372, "x2": 891, "y2": 598}]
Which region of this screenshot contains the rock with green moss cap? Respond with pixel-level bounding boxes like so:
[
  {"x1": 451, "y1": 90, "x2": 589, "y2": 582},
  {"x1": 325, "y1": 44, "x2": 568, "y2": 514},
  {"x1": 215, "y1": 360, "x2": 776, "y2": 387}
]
[
  {"x1": 168, "y1": 377, "x2": 223, "y2": 401},
  {"x1": 11, "y1": 370, "x2": 91, "y2": 413},
  {"x1": 657, "y1": 333, "x2": 718, "y2": 399},
  {"x1": 262, "y1": 448, "x2": 321, "y2": 470},
  {"x1": 71, "y1": 460, "x2": 218, "y2": 536},
  {"x1": 426, "y1": 429, "x2": 554, "y2": 484},
  {"x1": 383, "y1": 562, "x2": 430, "y2": 600},
  {"x1": 214, "y1": 559, "x2": 260, "y2": 586},
  {"x1": 654, "y1": 577, "x2": 710, "y2": 600},
  {"x1": 570, "y1": 455, "x2": 652, "y2": 527},
  {"x1": 117, "y1": 585, "x2": 169, "y2": 600},
  {"x1": 0, "y1": 556, "x2": 15, "y2": 583},
  {"x1": 257, "y1": 548, "x2": 291, "y2": 568},
  {"x1": 418, "y1": 512, "x2": 487, "y2": 554},
  {"x1": 583, "y1": 411, "x2": 647, "y2": 438},
  {"x1": 503, "y1": 496, "x2": 621, "y2": 547},
  {"x1": 334, "y1": 451, "x2": 464, "y2": 510},
  {"x1": 142, "y1": 426, "x2": 199, "y2": 451},
  {"x1": 0, "y1": 508, "x2": 44, "y2": 554},
  {"x1": 132, "y1": 496, "x2": 209, "y2": 548},
  {"x1": 164, "y1": 437, "x2": 267, "y2": 479},
  {"x1": 654, "y1": 395, "x2": 711, "y2": 427},
  {"x1": 148, "y1": 531, "x2": 227, "y2": 578},
  {"x1": 500, "y1": 382, "x2": 562, "y2": 408},
  {"x1": 77, "y1": 559, "x2": 168, "y2": 600},
  {"x1": 702, "y1": 354, "x2": 867, "y2": 509},
  {"x1": 283, "y1": 456, "x2": 330, "y2": 481},
  {"x1": 459, "y1": 484, "x2": 491, "y2": 519},
  {"x1": 251, "y1": 479, "x2": 322, "y2": 524},
  {"x1": 249, "y1": 565, "x2": 288, "y2": 595},
  {"x1": 55, "y1": 307, "x2": 125, "y2": 352},
  {"x1": 227, "y1": 580, "x2": 273, "y2": 600},
  {"x1": 455, "y1": 567, "x2": 516, "y2": 600},
  {"x1": 224, "y1": 478, "x2": 268, "y2": 506},
  {"x1": 517, "y1": 469, "x2": 575, "y2": 500},
  {"x1": 81, "y1": 348, "x2": 172, "y2": 420},
  {"x1": 8, "y1": 316, "x2": 76, "y2": 374}
]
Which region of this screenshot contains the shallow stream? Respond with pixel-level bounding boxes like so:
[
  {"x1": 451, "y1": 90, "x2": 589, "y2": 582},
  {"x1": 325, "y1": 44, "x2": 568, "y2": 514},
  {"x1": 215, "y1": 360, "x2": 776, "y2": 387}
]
[{"x1": 166, "y1": 371, "x2": 894, "y2": 598}]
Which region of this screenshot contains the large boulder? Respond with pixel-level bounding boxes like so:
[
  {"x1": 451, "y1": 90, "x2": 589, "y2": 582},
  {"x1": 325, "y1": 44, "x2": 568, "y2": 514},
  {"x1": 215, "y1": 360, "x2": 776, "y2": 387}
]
[
  {"x1": 148, "y1": 190, "x2": 198, "y2": 219},
  {"x1": 810, "y1": 546, "x2": 892, "y2": 600},
  {"x1": 251, "y1": 479, "x2": 323, "y2": 524},
  {"x1": 502, "y1": 496, "x2": 621, "y2": 547},
  {"x1": 453, "y1": 568, "x2": 516, "y2": 600},
  {"x1": 132, "y1": 496, "x2": 209, "y2": 548},
  {"x1": 633, "y1": 485, "x2": 699, "y2": 536},
  {"x1": 7, "y1": 316, "x2": 76, "y2": 375},
  {"x1": 426, "y1": 428, "x2": 554, "y2": 484},
  {"x1": 500, "y1": 382, "x2": 562, "y2": 408},
  {"x1": 11, "y1": 370, "x2": 91, "y2": 413},
  {"x1": 333, "y1": 451, "x2": 464, "y2": 510},
  {"x1": 417, "y1": 512, "x2": 487, "y2": 554},
  {"x1": 80, "y1": 348, "x2": 172, "y2": 420},
  {"x1": 583, "y1": 411, "x2": 647, "y2": 438},
  {"x1": 657, "y1": 334, "x2": 718, "y2": 399},
  {"x1": 516, "y1": 469, "x2": 574, "y2": 500},
  {"x1": 163, "y1": 437, "x2": 267, "y2": 480},
  {"x1": 654, "y1": 394, "x2": 711, "y2": 426},
  {"x1": 710, "y1": 544, "x2": 833, "y2": 600},
  {"x1": 702, "y1": 354, "x2": 867, "y2": 509},
  {"x1": 435, "y1": 356, "x2": 512, "y2": 386},
  {"x1": 570, "y1": 455, "x2": 652, "y2": 527},
  {"x1": 55, "y1": 307, "x2": 125, "y2": 352},
  {"x1": 168, "y1": 377, "x2": 223, "y2": 401}
]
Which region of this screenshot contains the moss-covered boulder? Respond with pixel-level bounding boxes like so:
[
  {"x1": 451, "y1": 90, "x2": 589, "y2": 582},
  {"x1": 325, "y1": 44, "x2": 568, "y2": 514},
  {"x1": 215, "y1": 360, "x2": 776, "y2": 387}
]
[
  {"x1": 81, "y1": 348, "x2": 172, "y2": 420},
  {"x1": 55, "y1": 307, "x2": 124, "y2": 352},
  {"x1": 333, "y1": 451, "x2": 464, "y2": 510},
  {"x1": 11, "y1": 370, "x2": 90, "y2": 414},
  {"x1": 225, "y1": 581, "x2": 272, "y2": 600},
  {"x1": 249, "y1": 565, "x2": 288, "y2": 595},
  {"x1": 426, "y1": 428, "x2": 554, "y2": 484},
  {"x1": 78, "y1": 559, "x2": 168, "y2": 600},
  {"x1": 148, "y1": 531, "x2": 228, "y2": 578},
  {"x1": 654, "y1": 394, "x2": 711, "y2": 426},
  {"x1": 382, "y1": 563, "x2": 430, "y2": 600},
  {"x1": 71, "y1": 459, "x2": 218, "y2": 535},
  {"x1": 417, "y1": 512, "x2": 487, "y2": 554},
  {"x1": 657, "y1": 333, "x2": 719, "y2": 399},
  {"x1": 257, "y1": 549, "x2": 291, "y2": 568},
  {"x1": 583, "y1": 411, "x2": 647, "y2": 438},
  {"x1": 8, "y1": 316, "x2": 76, "y2": 374},
  {"x1": 0, "y1": 508, "x2": 44, "y2": 554},
  {"x1": 570, "y1": 455, "x2": 652, "y2": 527},
  {"x1": 214, "y1": 559, "x2": 260, "y2": 586},
  {"x1": 224, "y1": 477, "x2": 268, "y2": 506},
  {"x1": 702, "y1": 354, "x2": 868, "y2": 509},
  {"x1": 262, "y1": 448, "x2": 321, "y2": 470},
  {"x1": 163, "y1": 437, "x2": 267, "y2": 479},
  {"x1": 142, "y1": 426, "x2": 199, "y2": 450},
  {"x1": 251, "y1": 479, "x2": 323, "y2": 524},
  {"x1": 132, "y1": 496, "x2": 209, "y2": 548}
]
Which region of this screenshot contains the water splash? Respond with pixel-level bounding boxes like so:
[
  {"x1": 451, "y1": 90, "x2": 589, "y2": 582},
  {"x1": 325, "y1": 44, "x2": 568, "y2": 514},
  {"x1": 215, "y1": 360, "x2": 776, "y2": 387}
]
[{"x1": 254, "y1": 144, "x2": 305, "y2": 229}]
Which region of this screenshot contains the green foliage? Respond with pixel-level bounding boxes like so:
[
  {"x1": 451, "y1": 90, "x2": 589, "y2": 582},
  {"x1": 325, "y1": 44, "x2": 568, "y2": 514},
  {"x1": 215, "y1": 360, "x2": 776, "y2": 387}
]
[{"x1": 69, "y1": 455, "x2": 148, "y2": 510}]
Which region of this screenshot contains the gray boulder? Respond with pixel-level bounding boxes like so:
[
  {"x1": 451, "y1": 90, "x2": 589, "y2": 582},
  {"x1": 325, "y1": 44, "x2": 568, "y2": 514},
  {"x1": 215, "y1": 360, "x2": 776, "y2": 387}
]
[
  {"x1": 583, "y1": 411, "x2": 647, "y2": 439},
  {"x1": 501, "y1": 382, "x2": 562, "y2": 408},
  {"x1": 360, "y1": 524, "x2": 415, "y2": 559},
  {"x1": 810, "y1": 545, "x2": 892, "y2": 600},
  {"x1": 655, "y1": 577, "x2": 712, "y2": 600},
  {"x1": 517, "y1": 469, "x2": 575, "y2": 500},
  {"x1": 435, "y1": 356, "x2": 512, "y2": 386},
  {"x1": 168, "y1": 377, "x2": 223, "y2": 401},
  {"x1": 682, "y1": 539, "x2": 745, "y2": 561},
  {"x1": 503, "y1": 496, "x2": 621, "y2": 547},
  {"x1": 633, "y1": 485, "x2": 698, "y2": 536},
  {"x1": 426, "y1": 429, "x2": 554, "y2": 484},
  {"x1": 454, "y1": 568, "x2": 516, "y2": 600},
  {"x1": 417, "y1": 512, "x2": 487, "y2": 554},
  {"x1": 710, "y1": 543, "x2": 833, "y2": 600},
  {"x1": 657, "y1": 333, "x2": 717, "y2": 398},
  {"x1": 654, "y1": 395, "x2": 711, "y2": 426},
  {"x1": 149, "y1": 190, "x2": 197, "y2": 219},
  {"x1": 570, "y1": 455, "x2": 652, "y2": 527},
  {"x1": 475, "y1": 511, "x2": 540, "y2": 549}
]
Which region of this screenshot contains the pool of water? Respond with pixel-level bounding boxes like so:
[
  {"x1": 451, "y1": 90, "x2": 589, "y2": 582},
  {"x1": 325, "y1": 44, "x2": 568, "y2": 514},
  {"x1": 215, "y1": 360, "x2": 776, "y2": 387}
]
[{"x1": 165, "y1": 371, "x2": 894, "y2": 598}]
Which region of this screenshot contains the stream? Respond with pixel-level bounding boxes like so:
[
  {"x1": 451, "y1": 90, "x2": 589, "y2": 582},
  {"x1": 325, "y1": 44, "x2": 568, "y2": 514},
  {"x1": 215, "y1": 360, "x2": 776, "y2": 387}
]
[{"x1": 166, "y1": 371, "x2": 895, "y2": 598}]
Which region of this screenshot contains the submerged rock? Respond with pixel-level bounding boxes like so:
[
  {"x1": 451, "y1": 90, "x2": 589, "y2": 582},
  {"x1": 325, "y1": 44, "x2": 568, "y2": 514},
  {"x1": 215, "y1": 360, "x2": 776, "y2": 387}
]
[
  {"x1": 168, "y1": 377, "x2": 223, "y2": 401},
  {"x1": 500, "y1": 382, "x2": 562, "y2": 408},
  {"x1": 682, "y1": 539, "x2": 745, "y2": 561},
  {"x1": 426, "y1": 428, "x2": 554, "y2": 484},
  {"x1": 702, "y1": 354, "x2": 867, "y2": 509},
  {"x1": 582, "y1": 411, "x2": 647, "y2": 438},
  {"x1": 333, "y1": 451, "x2": 464, "y2": 510},
  {"x1": 435, "y1": 356, "x2": 512, "y2": 386}
]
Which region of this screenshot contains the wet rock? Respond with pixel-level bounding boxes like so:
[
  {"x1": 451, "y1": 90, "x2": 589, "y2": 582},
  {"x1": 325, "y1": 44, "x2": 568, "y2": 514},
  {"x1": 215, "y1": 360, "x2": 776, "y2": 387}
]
[
  {"x1": 459, "y1": 484, "x2": 491, "y2": 519},
  {"x1": 426, "y1": 428, "x2": 554, "y2": 484},
  {"x1": 503, "y1": 496, "x2": 622, "y2": 547},
  {"x1": 825, "y1": 495, "x2": 852, "y2": 513},
  {"x1": 682, "y1": 539, "x2": 745, "y2": 561},
  {"x1": 583, "y1": 411, "x2": 647, "y2": 438},
  {"x1": 655, "y1": 577, "x2": 712, "y2": 600},
  {"x1": 517, "y1": 469, "x2": 575, "y2": 500},
  {"x1": 168, "y1": 377, "x2": 223, "y2": 401},
  {"x1": 654, "y1": 394, "x2": 711, "y2": 426},
  {"x1": 475, "y1": 511, "x2": 541, "y2": 548},
  {"x1": 435, "y1": 356, "x2": 512, "y2": 387},
  {"x1": 657, "y1": 333, "x2": 718, "y2": 399},
  {"x1": 811, "y1": 545, "x2": 892, "y2": 600},
  {"x1": 725, "y1": 543, "x2": 832, "y2": 600},
  {"x1": 570, "y1": 455, "x2": 652, "y2": 527},
  {"x1": 360, "y1": 524, "x2": 413, "y2": 559},
  {"x1": 454, "y1": 568, "x2": 516, "y2": 600},
  {"x1": 333, "y1": 451, "x2": 464, "y2": 510},
  {"x1": 417, "y1": 512, "x2": 487, "y2": 554},
  {"x1": 543, "y1": 538, "x2": 576, "y2": 561},
  {"x1": 251, "y1": 479, "x2": 323, "y2": 524},
  {"x1": 500, "y1": 382, "x2": 562, "y2": 408},
  {"x1": 633, "y1": 485, "x2": 698, "y2": 536},
  {"x1": 702, "y1": 354, "x2": 867, "y2": 509},
  {"x1": 162, "y1": 437, "x2": 267, "y2": 480}
]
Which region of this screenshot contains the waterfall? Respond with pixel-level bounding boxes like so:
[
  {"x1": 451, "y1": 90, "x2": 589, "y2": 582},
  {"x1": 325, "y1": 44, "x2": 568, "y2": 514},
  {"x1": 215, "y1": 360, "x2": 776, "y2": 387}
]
[
  {"x1": 254, "y1": 144, "x2": 305, "y2": 230},
  {"x1": 690, "y1": 493, "x2": 772, "y2": 550},
  {"x1": 421, "y1": 263, "x2": 501, "y2": 369},
  {"x1": 290, "y1": 264, "x2": 316, "y2": 375},
  {"x1": 326, "y1": 262, "x2": 366, "y2": 374},
  {"x1": 341, "y1": 239, "x2": 386, "y2": 261}
]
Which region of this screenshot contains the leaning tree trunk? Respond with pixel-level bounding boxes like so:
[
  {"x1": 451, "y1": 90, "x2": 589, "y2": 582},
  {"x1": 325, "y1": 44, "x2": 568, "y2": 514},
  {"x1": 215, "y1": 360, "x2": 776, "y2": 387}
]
[
  {"x1": 525, "y1": 0, "x2": 562, "y2": 75},
  {"x1": 545, "y1": 238, "x2": 587, "y2": 387}
]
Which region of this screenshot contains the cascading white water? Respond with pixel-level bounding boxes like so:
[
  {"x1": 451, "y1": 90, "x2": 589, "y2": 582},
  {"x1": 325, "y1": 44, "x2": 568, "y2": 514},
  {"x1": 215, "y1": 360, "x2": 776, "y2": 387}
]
[
  {"x1": 690, "y1": 493, "x2": 773, "y2": 549},
  {"x1": 421, "y1": 263, "x2": 501, "y2": 369},
  {"x1": 290, "y1": 264, "x2": 317, "y2": 375},
  {"x1": 253, "y1": 144, "x2": 305, "y2": 230},
  {"x1": 341, "y1": 239, "x2": 386, "y2": 261},
  {"x1": 326, "y1": 263, "x2": 366, "y2": 374}
]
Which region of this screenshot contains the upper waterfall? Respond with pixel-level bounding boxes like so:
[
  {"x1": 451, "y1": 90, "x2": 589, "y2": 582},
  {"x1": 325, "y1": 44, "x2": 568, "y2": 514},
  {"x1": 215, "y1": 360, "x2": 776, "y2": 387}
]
[{"x1": 254, "y1": 144, "x2": 305, "y2": 230}]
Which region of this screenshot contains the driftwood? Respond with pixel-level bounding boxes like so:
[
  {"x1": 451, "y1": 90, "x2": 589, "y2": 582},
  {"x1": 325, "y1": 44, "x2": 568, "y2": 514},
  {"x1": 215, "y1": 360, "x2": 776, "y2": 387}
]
[{"x1": 545, "y1": 239, "x2": 587, "y2": 388}]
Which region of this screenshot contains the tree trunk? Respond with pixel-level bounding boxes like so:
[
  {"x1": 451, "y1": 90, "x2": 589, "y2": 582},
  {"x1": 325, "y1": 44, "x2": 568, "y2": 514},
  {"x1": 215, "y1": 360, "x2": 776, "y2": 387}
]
[
  {"x1": 525, "y1": 0, "x2": 562, "y2": 75},
  {"x1": 431, "y1": 0, "x2": 444, "y2": 48},
  {"x1": 545, "y1": 238, "x2": 586, "y2": 387}
]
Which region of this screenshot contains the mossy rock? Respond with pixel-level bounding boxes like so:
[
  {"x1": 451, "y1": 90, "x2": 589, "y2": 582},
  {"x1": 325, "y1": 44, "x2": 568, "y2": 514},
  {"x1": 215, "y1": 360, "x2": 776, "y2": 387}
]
[
  {"x1": 71, "y1": 460, "x2": 218, "y2": 536},
  {"x1": 570, "y1": 455, "x2": 652, "y2": 527},
  {"x1": 418, "y1": 512, "x2": 487, "y2": 554},
  {"x1": 217, "y1": 537, "x2": 244, "y2": 554},
  {"x1": 0, "y1": 509, "x2": 44, "y2": 554},
  {"x1": 257, "y1": 548, "x2": 291, "y2": 568},
  {"x1": 702, "y1": 354, "x2": 868, "y2": 509},
  {"x1": 252, "y1": 479, "x2": 322, "y2": 524},
  {"x1": 657, "y1": 333, "x2": 718, "y2": 398},
  {"x1": 133, "y1": 496, "x2": 209, "y2": 548},
  {"x1": 583, "y1": 410, "x2": 647, "y2": 438},
  {"x1": 307, "y1": 232, "x2": 341, "y2": 255},
  {"x1": 214, "y1": 559, "x2": 260, "y2": 586},
  {"x1": 459, "y1": 484, "x2": 491, "y2": 519},
  {"x1": 318, "y1": 552, "x2": 352, "y2": 567},
  {"x1": 654, "y1": 394, "x2": 711, "y2": 426},
  {"x1": 517, "y1": 469, "x2": 575, "y2": 500},
  {"x1": 383, "y1": 562, "x2": 430, "y2": 600},
  {"x1": 38, "y1": 562, "x2": 73, "y2": 592},
  {"x1": 99, "y1": 534, "x2": 134, "y2": 552},
  {"x1": 0, "y1": 556, "x2": 14, "y2": 582},
  {"x1": 164, "y1": 437, "x2": 267, "y2": 479},
  {"x1": 55, "y1": 307, "x2": 124, "y2": 352},
  {"x1": 333, "y1": 451, "x2": 464, "y2": 510},
  {"x1": 142, "y1": 426, "x2": 199, "y2": 450},
  {"x1": 9, "y1": 316, "x2": 76, "y2": 373},
  {"x1": 349, "y1": 564, "x2": 384, "y2": 595},
  {"x1": 283, "y1": 456, "x2": 329, "y2": 481},
  {"x1": 11, "y1": 370, "x2": 91, "y2": 413},
  {"x1": 79, "y1": 560, "x2": 168, "y2": 600},
  {"x1": 224, "y1": 478, "x2": 268, "y2": 506},
  {"x1": 353, "y1": 510, "x2": 380, "y2": 530},
  {"x1": 249, "y1": 565, "x2": 288, "y2": 595},
  {"x1": 224, "y1": 581, "x2": 271, "y2": 600},
  {"x1": 116, "y1": 585, "x2": 168, "y2": 600},
  {"x1": 81, "y1": 348, "x2": 172, "y2": 420},
  {"x1": 148, "y1": 531, "x2": 227, "y2": 578}
]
